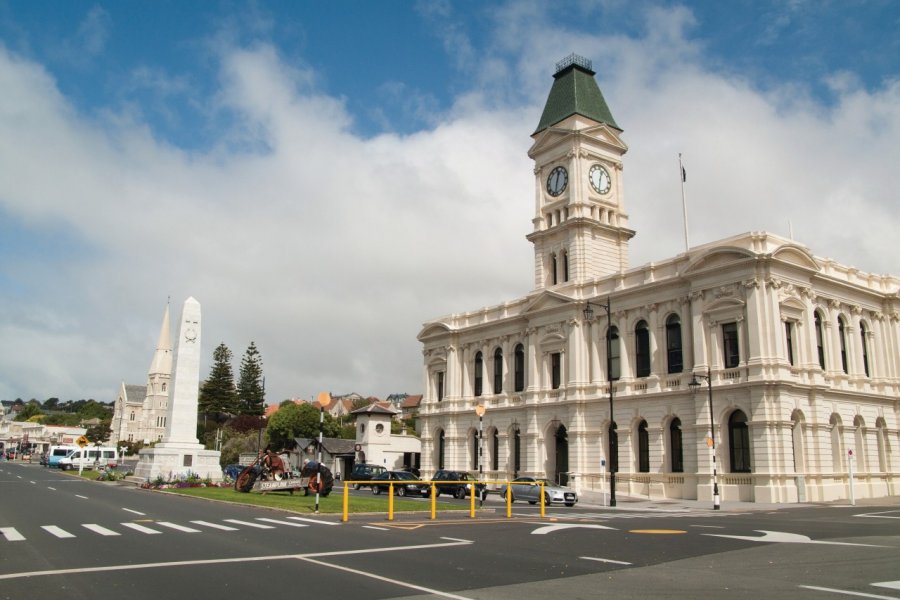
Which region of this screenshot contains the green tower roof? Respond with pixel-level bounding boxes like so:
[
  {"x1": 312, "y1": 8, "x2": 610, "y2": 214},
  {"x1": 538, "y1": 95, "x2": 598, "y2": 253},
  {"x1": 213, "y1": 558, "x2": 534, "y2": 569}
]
[{"x1": 534, "y1": 54, "x2": 620, "y2": 134}]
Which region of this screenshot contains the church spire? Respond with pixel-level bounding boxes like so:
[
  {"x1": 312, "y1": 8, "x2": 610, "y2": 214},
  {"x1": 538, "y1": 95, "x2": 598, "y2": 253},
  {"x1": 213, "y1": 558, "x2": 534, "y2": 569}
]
[
  {"x1": 533, "y1": 53, "x2": 620, "y2": 134},
  {"x1": 148, "y1": 302, "x2": 172, "y2": 377}
]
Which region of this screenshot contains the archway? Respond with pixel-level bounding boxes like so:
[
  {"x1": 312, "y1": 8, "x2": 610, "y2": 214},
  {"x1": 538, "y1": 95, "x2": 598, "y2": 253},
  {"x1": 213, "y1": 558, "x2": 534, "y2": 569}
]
[{"x1": 555, "y1": 424, "x2": 569, "y2": 486}]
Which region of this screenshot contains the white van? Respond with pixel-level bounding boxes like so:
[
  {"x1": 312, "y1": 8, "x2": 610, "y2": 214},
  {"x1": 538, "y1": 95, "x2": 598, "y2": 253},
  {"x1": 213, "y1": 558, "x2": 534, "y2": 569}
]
[
  {"x1": 57, "y1": 447, "x2": 118, "y2": 471},
  {"x1": 47, "y1": 445, "x2": 79, "y2": 468}
]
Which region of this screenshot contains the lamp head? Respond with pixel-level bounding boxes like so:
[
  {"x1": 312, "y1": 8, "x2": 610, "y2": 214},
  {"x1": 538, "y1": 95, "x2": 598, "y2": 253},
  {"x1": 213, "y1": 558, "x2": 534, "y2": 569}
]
[{"x1": 688, "y1": 375, "x2": 702, "y2": 390}]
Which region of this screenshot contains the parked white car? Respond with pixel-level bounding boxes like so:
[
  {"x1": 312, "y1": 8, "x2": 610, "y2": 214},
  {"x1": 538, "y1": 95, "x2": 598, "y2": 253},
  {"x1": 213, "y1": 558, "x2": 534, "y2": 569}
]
[{"x1": 501, "y1": 477, "x2": 578, "y2": 506}]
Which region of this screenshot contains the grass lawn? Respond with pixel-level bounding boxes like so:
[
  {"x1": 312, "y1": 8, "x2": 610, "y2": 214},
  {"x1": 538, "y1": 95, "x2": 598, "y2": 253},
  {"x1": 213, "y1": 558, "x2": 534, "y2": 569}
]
[{"x1": 161, "y1": 486, "x2": 469, "y2": 515}]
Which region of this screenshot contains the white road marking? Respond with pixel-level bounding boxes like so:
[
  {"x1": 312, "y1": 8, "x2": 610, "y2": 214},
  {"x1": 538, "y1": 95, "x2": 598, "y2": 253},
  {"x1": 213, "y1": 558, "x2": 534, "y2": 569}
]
[
  {"x1": 120, "y1": 523, "x2": 162, "y2": 535},
  {"x1": 286, "y1": 516, "x2": 339, "y2": 525},
  {"x1": 122, "y1": 508, "x2": 146, "y2": 516},
  {"x1": 0, "y1": 527, "x2": 25, "y2": 542},
  {"x1": 156, "y1": 522, "x2": 201, "y2": 533},
  {"x1": 363, "y1": 526, "x2": 389, "y2": 531},
  {"x1": 190, "y1": 521, "x2": 238, "y2": 531},
  {"x1": 223, "y1": 519, "x2": 275, "y2": 529},
  {"x1": 42, "y1": 526, "x2": 75, "y2": 539},
  {"x1": 47, "y1": 487, "x2": 56, "y2": 491},
  {"x1": 855, "y1": 511, "x2": 900, "y2": 520},
  {"x1": 532, "y1": 523, "x2": 616, "y2": 535},
  {"x1": 441, "y1": 537, "x2": 474, "y2": 543},
  {"x1": 29, "y1": 481, "x2": 35, "y2": 484},
  {"x1": 690, "y1": 525, "x2": 725, "y2": 529},
  {"x1": 580, "y1": 556, "x2": 632, "y2": 565},
  {"x1": 83, "y1": 524, "x2": 120, "y2": 536},
  {"x1": 872, "y1": 582, "x2": 900, "y2": 590},
  {"x1": 256, "y1": 518, "x2": 308, "y2": 528},
  {"x1": 799, "y1": 585, "x2": 899, "y2": 599},
  {"x1": 705, "y1": 530, "x2": 887, "y2": 547},
  {"x1": 75, "y1": 494, "x2": 88, "y2": 499},
  {"x1": 0, "y1": 539, "x2": 474, "y2": 581}
]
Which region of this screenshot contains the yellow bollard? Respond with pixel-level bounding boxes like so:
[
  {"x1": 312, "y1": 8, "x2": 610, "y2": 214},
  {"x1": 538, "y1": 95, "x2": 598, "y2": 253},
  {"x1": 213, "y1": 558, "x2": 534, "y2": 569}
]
[
  {"x1": 506, "y1": 481, "x2": 512, "y2": 518},
  {"x1": 469, "y1": 481, "x2": 476, "y2": 518},
  {"x1": 342, "y1": 481, "x2": 349, "y2": 522},
  {"x1": 388, "y1": 482, "x2": 394, "y2": 521},
  {"x1": 539, "y1": 481, "x2": 545, "y2": 518},
  {"x1": 430, "y1": 483, "x2": 436, "y2": 520}
]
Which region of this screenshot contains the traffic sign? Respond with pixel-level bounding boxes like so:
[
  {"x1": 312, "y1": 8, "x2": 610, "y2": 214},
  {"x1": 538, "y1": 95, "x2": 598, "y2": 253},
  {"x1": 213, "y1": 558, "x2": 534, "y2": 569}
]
[{"x1": 76, "y1": 436, "x2": 89, "y2": 448}]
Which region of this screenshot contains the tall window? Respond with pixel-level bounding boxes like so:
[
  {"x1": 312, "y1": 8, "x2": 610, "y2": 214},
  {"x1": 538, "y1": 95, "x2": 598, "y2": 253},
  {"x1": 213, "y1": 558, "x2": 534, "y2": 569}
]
[
  {"x1": 493, "y1": 348, "x2": 503, "y2": 394},
  {"x1": 608, "y1": 326, "x2": 620, "y2": 381},
  {"x1": 551, "y1": 352, "x2": 561, "y2": 389},
  {"x1": 551, "y1": 253, "x2": 558, "y2": 285},
  {"x1": 514, "y1": 344, "x2": 525, "y2": 392},
  {"x1": 670, "y1": 418, "x2": 684, "y2": 473},
  {"x1": 637, "y1": 420, "x2": 650, "y2": 472},
  {"x1": 474, "y1": 352, "x2": 483, "y2": 397},
  {"x1": 722, "y1": 322, "x2": 740, "y2": 368},
  {"x1": 635, "y1": 320, "x2": 651, "y2": 377},
  {"x1": 438, "y1": 429, "x2": 445, "y2": 470},
  {"x1": 491, "y1": 429, "x2": 499, "y2": 471},
  {"x1": 436, "y1": 371, "x2": 444, "y2": 402},
  {"x1": 562, "y1": 249, "x2": 569, "y2": 282},
  {"x1": 666, "y1": 315, "x2": 683, "y2": 374},
  {"x1": 814, "y1": 312, "x2": 825, "y2": 369},
  {"x1": 838, "y1": 316, "x2": 848, "y2": 374},
  {"x1": 860, "y1": 322, "x2": 870, "y2": 377},
  {"x1": 608, "y1": 422, "x2": 618, "y2": 473},
  {"x1": 728, "y1": 410, "x2": 751, "y2": 473},
  {"x1": 784, "y1": 321, "x2": 795, "y2": 366}
]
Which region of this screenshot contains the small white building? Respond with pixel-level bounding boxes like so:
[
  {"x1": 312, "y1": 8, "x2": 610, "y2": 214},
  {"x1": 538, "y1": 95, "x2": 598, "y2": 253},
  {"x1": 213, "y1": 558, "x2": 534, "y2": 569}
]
[{"x1": 352, "y1": 403, "x2": 421, "y2": 472}]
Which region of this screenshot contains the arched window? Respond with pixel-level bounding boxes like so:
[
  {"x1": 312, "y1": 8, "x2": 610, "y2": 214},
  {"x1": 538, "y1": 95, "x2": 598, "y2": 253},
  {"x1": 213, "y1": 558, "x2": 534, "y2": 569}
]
[
  {"x1": 830, "y1": 414, "x2": 844, "y2": 472},
  {"x1": 670, "y1": 417, "x2": 683, "y2": 473},
  {"x1": 666, "y1": 315, "x2": 683, "y2": 374},
  {"x1": 635, "y1": 320, "x2": 651, "y2": 378},
  {"x1": 875, "y1": 418, "x2": 889, "y2": 472},
  {"x1": 728, "y1": 410, "x2": 751, "y2": 473},
  {"x1": 493, "y1": 348, "x2": 503, "y2": 394},
  {"x1": 814, "y1": 312, "x2": 826, "y2": 369},
  {"x1": 436, "y1": 371, "x2": 444, "y2": 402},
  {"x1": 161, "y1": 383, "x2": 167, "y2": 392},
  {"x1": 838, "y1": 316, "x2": 848, "y2": 374},
  {"x1": 860, "y1": 322, "x2": 870, "y2": 377},
  {"x1": 637, "y1": 420, "x2": 650, "y2": 472},
  {"x1": 853, "y1": 416, "x2": 867, "y2": 472},
  {"x1": 474, "y1": 352, "x2": 483, "y2": 397},
  {"x1": 608, "y1": 422, "x2": 618, "y2": 473},
  {"x1": 551, "y1": 253, "x2": 558, "y2": 285},
  {"x1": 608, "y1": 326, "x2": 620, "y2": 381},
  {"x1": 437, "y1": 429, "x2": 445, "y2": 470},
  {"x1": 562, "y1": 249, "x2": 569, "y2": 282},
  {"x1": 514, "y1": 344, "x2": 525, "y2": 392},
  {"x1": 491, "y1": 429, "x2": 499, "y2": 471},
  {"x1": 551, "y1": 352, "x2": 562, "y2": 389}
]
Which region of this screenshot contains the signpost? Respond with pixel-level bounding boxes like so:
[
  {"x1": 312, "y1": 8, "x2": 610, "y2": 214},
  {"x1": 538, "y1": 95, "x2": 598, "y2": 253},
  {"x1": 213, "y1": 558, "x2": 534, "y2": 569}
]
[
  {"x1": 475, "y1": 404, "x2": 485, "y2": 508},
  {"x1": 315, "y1": 392, "x2": 332, "y2": 514}
]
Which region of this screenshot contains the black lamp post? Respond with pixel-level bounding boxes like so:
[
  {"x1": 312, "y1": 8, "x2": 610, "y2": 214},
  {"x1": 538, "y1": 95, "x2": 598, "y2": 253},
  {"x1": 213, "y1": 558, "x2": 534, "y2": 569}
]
[
  {"x1": 584, "y1": 298, "x2": 616, "y2": 507},
  {"x1": 689, "y1": 367, "x2": 721, "y2": 510}
]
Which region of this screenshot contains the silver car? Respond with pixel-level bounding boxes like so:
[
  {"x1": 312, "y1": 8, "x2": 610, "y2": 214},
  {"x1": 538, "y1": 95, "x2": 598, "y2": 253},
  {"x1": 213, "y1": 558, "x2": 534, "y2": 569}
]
[{"x1": 501, "y1": 477, "x2": 577, "y2": 507}]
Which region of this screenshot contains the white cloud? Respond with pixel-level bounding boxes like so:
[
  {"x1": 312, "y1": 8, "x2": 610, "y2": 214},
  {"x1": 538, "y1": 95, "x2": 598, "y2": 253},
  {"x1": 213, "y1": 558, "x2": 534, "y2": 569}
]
[{"x1": 0, "y1": 4, "x2": 896, "y2": 405}]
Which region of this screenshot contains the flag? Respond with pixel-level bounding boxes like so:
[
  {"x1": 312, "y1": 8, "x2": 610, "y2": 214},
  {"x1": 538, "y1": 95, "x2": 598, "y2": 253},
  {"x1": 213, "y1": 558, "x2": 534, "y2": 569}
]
[{"x1": 681, "y1": 166, "x2": 687, "y2": 182}]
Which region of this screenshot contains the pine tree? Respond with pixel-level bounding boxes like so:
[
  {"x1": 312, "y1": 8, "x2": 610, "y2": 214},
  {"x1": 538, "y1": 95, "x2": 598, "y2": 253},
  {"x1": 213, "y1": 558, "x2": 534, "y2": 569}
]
[
  {"x1": 199, "y1": 343, "x2": 239, "y2": 416},
  {"x1": 237, "y1": 341, "x2": 265, "y2": 416}
]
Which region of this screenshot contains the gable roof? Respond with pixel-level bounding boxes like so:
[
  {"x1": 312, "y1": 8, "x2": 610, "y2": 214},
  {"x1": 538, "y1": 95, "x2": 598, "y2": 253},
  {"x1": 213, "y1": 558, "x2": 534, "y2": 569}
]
[{"x1": 534, "y1": 54, "x2": 620, "y2": 135}]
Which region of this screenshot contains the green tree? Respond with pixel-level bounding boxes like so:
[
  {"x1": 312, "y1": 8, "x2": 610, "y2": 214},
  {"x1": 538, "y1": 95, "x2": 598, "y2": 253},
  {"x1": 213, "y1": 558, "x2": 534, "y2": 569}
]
[
  {"x1": 86, "y1": 421, "x2": 112, "y2": 444},
  {"x1": 14, "y1": 403, "x2": 42, "y2": 421},
  {"x1": 43, "y1": 397, "x2": 60, "y2": 411},
  {"x1": 78, "y1": 400, "x2": 112, "y2": 420},
  {"x1": 199, "y1": 343, "x2": 239, "y2": 416},
  {"x1": 236, "y1": 342, "x2": 265, "y2": 416},
  {"x1": 266, "y1": 403, "x2": 340, "y2": 449}
]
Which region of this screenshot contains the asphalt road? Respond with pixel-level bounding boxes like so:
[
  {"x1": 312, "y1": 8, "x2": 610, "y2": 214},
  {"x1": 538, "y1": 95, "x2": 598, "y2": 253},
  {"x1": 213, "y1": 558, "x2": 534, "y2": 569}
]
[{"x1": 1, "y1": 461, "x2": 898, "y2": 600}]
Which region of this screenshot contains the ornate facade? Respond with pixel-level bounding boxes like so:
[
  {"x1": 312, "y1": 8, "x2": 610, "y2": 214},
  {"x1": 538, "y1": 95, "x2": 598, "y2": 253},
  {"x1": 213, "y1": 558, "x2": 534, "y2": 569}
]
[{"x1": 417, "y1": 54, "x2": 899, "y2": 503}]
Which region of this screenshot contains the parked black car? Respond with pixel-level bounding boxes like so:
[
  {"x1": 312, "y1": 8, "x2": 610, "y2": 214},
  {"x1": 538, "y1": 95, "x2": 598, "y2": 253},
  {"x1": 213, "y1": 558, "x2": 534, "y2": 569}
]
[
  {"x1": 349, "y1": 463, "x2": 387, "y2": 489},
  {"x1": 431, "y1": 470, "x2": 487, "y2": 500},
  {"x1": 370, "y1": 471, "x2": 429, "y2": 497}
]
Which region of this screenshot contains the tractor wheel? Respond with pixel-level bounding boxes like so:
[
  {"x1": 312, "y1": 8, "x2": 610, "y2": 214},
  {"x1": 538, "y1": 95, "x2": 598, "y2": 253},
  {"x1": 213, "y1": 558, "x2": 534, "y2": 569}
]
[{"x1": 235, "y1": 468, "x2": 257, "y2": 493}]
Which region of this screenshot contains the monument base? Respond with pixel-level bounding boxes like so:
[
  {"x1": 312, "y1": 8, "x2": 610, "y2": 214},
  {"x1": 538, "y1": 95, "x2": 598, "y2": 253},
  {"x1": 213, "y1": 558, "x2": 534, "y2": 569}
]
[{"x1": 134, "y1": 442, "x2": 224, "y2": 482}]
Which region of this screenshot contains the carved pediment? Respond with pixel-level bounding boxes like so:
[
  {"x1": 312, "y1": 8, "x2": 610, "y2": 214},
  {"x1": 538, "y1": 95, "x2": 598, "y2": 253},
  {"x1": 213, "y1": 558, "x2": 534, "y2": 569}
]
[
  {"x1": 417, "y1": 322, "x2": 452, "y2": 341},
  {"x1": 683, "y1": 247, "x2": 756, "y2": 276},
  {"x1": 771, "y1": 244, "x2": 820, "y2": 271},
  {"x1": 519, "y1": 290, "x2": 575, "y2": 316}
]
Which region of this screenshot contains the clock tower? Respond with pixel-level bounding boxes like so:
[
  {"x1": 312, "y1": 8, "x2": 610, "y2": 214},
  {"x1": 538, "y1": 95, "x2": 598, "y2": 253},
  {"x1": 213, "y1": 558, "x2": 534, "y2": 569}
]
[{"x1": 526, "y1": 54, "x2": 634, "y2": 289}]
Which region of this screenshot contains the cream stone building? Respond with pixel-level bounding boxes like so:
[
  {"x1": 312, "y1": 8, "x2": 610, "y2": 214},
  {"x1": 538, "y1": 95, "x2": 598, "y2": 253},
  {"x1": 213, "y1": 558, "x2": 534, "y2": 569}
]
[
  {"x1": 417, "y1": 54, "x2": 899, "y2": 504},
  {"x1": 111, "y1": 304, "x2": 171, "y2": 445}
]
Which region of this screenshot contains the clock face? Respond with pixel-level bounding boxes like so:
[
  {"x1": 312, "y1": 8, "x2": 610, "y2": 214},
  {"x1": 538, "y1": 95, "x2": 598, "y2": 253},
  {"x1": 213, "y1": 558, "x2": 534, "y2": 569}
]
[
  {"x1": 546, "y1": 166, "x2": 568, "y2": 197},
  {"x1": 589, "y1": 164, "x2": 611, "y2": 195}
]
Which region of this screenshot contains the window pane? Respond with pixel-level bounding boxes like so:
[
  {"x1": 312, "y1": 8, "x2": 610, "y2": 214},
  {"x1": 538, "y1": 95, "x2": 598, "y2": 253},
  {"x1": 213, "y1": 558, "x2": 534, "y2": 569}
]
[
  {"x1": 722, "y1": 322, "x2": 740, "y2": 368},
  {"x1": 635, "y1": 321, "x2": 650, "y2": 378},
  {"x1": 666, "y1": 316, "x2": 683, "y2": 374},
  {"x1": 551, "y1": 352, "x2": 561, "y2": 389}
]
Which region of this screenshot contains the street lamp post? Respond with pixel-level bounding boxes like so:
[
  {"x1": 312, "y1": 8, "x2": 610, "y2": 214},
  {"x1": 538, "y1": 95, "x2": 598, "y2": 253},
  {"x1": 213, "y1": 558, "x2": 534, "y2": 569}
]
[
  {"x1": 584, "y1": 298, "x2": 616, "y2": 507},
  {"x1": 689, "y1": 367, "x2": 721, "y2": 510}
]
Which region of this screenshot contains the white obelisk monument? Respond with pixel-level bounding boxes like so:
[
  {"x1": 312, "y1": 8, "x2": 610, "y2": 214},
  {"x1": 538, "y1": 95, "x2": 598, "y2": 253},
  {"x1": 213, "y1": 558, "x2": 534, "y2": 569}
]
[{"x1": 135, "y1": 297, "x2": 223, "y2": 482}]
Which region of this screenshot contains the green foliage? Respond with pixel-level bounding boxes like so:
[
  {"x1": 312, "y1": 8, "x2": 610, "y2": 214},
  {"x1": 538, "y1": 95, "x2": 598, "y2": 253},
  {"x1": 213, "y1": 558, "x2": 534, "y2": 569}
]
[
  {"x1": 219, "y1": 429, "x2": 265, "y2": 466},
  {"x1": 266, "y1": 402, "x2": 341, "y2": 449},
  {"x1": 43, "y1": 412, "x2": 81, "y2": 426},
  {"x1": 236, "y1": 342, "x2": 265, "y2": 416},
  {"x1": 338, "y1": 423, "x2": 357, "y2": 439},
  {"x1": 86, "y1": 421, "x2": 112, "y2": 444},
  {"x1": 14, "y1": 403, "x2": 42, "y2": 421},
  {"x1": 117, "y1": 440, "x2": 144, "y2": 456},
  {"x1": 199, "y1": 343, "x2": 239, "y2": 416},
  {"x1": 78, "y1": 400, "x2": 112, "y2": 420}
]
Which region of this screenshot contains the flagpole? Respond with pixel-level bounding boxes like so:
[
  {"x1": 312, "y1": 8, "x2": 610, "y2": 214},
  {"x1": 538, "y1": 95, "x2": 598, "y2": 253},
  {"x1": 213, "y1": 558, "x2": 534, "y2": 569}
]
[{"x1": 679, "y1": 153, "x2": 689, "y2": 253}]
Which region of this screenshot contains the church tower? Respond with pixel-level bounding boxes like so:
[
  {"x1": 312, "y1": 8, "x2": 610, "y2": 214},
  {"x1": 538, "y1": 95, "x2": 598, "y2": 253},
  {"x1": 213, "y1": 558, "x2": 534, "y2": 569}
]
[
  {"x1": 526, "y1": 54, "x2": 634, "y2": 289},
  {"x1": 143, "y1": 302, "x2": 172, "y2": 442}
]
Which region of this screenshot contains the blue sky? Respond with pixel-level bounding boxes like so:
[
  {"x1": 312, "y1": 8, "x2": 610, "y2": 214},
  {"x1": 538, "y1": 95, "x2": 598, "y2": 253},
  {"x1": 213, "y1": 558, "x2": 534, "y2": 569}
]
[{"x1": 0, "y1": 1, "x2": 897, "y2": 404}]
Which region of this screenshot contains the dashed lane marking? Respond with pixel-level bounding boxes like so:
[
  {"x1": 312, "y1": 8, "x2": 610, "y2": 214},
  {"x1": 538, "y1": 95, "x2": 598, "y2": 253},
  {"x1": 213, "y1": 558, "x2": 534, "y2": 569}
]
[
  {"x1": 82, "y1": 524, "x2": 120, "y2": 536},
  {"x1": 122, "y1": 508, "x2": 145, "y2": 516},
  {"x1": 0, "y1": 527, "x2": 25, "y2": 541},
  {"x1": 120, "y1": 523, "x2": 162, "y2": 535},
  {"x1": 580, "y1": 556, "x2": 632, "y2": 565},
  {"x1": 223, "y1": 519, "x2": 275, "y2": 529},
  {"x1": 256, "y1": 518, "x2": 308, "y2": 528},
  {"x1": 190, "y1": 521, "x2": 238, "y2": 531},
  {"x1": 41, "y1": 526, "x2": 75, "y2": 539},
  {"x1": 156, "y1": 522, "x2": 201, "y2": 533},
  {"x1": 75, "y1": 495, "x2": 88, "y2": 499},
  {"x1": 286, "y1": 516, "x2": 339, "y2": 526}
]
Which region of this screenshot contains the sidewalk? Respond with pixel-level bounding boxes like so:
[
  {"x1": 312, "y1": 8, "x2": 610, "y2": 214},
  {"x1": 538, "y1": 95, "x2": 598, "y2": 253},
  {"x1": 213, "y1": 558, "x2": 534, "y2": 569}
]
[{"x1": 574, "y1": 487, "x2": 900, "y2": 512}]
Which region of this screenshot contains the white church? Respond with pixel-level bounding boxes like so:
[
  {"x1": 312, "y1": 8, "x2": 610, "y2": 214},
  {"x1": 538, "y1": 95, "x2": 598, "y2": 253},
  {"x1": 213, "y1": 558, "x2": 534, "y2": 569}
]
[{"x1": 417, "y1": 54, "x2": 899, "y2": 504}]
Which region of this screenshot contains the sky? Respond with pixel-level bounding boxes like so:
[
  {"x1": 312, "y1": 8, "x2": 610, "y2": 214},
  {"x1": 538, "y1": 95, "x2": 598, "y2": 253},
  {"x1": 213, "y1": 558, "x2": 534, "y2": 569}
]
[{"x1": 0, "y1": 0, "x2": 897, "y2": 405}]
